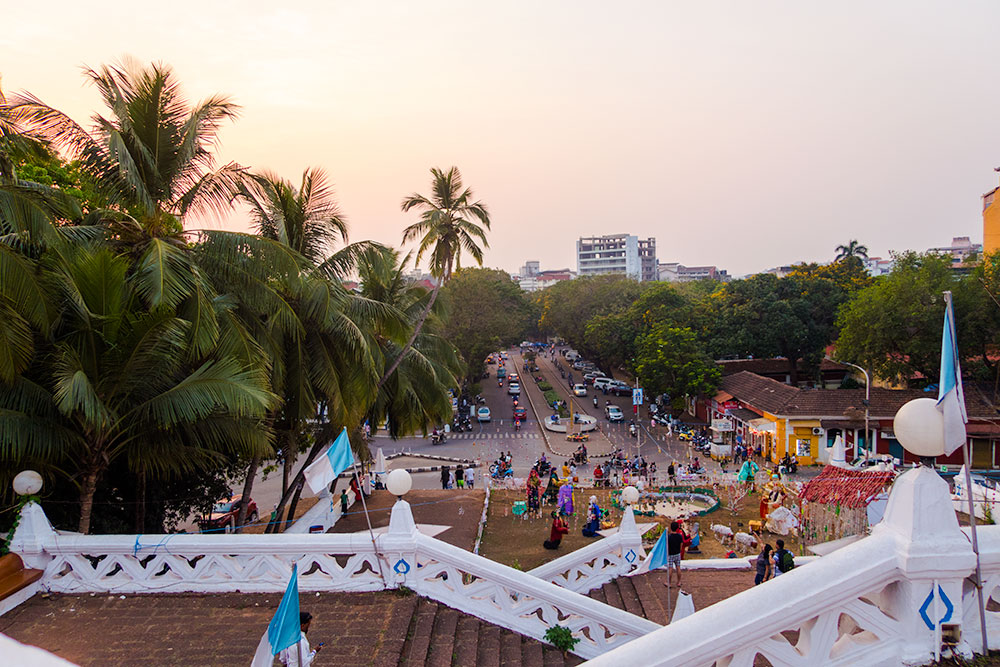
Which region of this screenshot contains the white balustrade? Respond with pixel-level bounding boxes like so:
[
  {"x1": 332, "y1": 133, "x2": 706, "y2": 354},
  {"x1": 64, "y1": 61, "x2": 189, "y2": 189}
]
[
  {"x1": 286, "y1": 488, "x2": 356, "y2": 534},
  {"x1": 9, "y1": 498, "x2": 658, "y2": 659},
  {"x1": 584, "y1": 466, "x2": 988, "y2": 666},
  {"x1": 961, "y1": 524, "x2": 1000, "y2": 652},
  {"x1": 528, "y1": 508, "x2": 646, "y2": 593}
]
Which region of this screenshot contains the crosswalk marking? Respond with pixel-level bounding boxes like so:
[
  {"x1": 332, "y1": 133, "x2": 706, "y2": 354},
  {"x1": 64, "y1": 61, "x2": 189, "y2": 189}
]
[{"x1": 444, "y1": 432, "x2": 540, "y2": 440}]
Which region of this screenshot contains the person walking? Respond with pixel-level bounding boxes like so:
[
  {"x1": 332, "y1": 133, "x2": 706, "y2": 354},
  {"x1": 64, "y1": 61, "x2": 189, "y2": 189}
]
[
  {"x1": 466, "y1": 466, "x2": 475, "y2": 489},
  {"x1": 754, "y1": 544, "x2": 773, "y2": 585},
  {"x1": 456, "y1": 465, "x2": 465, "y2": 489},
  {"x1": 773, "y1": 539, "x2": 795, "y2": 576},
  {"x1": 340, "y1": 490, "x2": 349, "y2": 517},
  {"x1": 440, "y1": 466, "x2": 450, "y2": 490},
  {"x1": 448, "y1": 467, "x2": 456, "y2": 489},
  {"x1": 668, "y1": 462, "x2": 676, "y2": 486}
]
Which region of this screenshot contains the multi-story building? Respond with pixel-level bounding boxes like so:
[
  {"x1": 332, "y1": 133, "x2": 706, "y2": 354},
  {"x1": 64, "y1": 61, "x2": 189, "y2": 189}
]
[
  {"x1": 862, "y1": 256, "x2": 894, "y2": 276},
  {"x1": 927, "y1": 236, "x2": 982, "y2": 265},
  {"x1": 658, "y1": 262, "x2": 730, "y2": 282},
  {"x1": 985, "y1": 169, "x2": 1000, "y2": 255},
  {"x1": 576, "y1": 234, "x2": 657, "y2": 281},
  {"x1": 518, "y1": 269, "x2": 575, "y2": 292},
  {"x1": 519, "y1": 260, "x2": 540, "y2": 278}
]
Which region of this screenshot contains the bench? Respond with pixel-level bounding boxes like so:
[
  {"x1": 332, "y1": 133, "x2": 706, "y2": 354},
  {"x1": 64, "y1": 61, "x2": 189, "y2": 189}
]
[{"x1": 0, "y1": 553, "x2": 43, "y2": 604}]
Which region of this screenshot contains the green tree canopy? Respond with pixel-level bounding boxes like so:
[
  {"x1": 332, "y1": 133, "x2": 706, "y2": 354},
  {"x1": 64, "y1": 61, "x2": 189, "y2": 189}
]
[{"x1": 634, "y1": 325, "x2": 721, "y2": 409}]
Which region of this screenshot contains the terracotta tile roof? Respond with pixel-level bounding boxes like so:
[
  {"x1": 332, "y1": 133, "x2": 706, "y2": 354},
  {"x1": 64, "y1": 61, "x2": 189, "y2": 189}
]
[
  {"x1": 716, "y1": 358, "x2": 848, "y2": 376},
  {"x1": 720, "y1": 372, "x2": 1000, "y2": 421}
]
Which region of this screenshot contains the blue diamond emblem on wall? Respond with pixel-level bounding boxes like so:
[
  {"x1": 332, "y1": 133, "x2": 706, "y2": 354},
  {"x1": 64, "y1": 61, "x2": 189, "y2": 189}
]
[
  {"x1": 393, "y1": 558, "x2": 411, "y2": 575},
  {"x1": 919, "y1": 585, "x2": 953, "y2": 630},
  {"x1": 625, "y1": 549, "x2": 637, "y2": 563}
]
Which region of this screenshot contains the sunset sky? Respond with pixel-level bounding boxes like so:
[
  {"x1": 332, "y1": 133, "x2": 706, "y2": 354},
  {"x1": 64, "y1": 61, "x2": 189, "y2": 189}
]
[{"x1": 3, "y1": 1, "x2": 999, "y2": 276}]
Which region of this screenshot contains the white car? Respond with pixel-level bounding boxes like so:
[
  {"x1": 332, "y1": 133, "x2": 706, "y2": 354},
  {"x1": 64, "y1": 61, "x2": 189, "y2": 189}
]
[
  {"x1": 573, "y1": 384, "x2": 587, "y2": 397},
  {"x1": 593, "y1": 377, "x2": 613, "y2": 391},
  {"x1": 477, "y1": 407, "x2": 491, "y2": 422},
  {"x1": 508, "y1": 382, "x2": 521, "y2": 395},
  {"x1": 606, "y1": 405, "x2": 624, "y2": 422}
]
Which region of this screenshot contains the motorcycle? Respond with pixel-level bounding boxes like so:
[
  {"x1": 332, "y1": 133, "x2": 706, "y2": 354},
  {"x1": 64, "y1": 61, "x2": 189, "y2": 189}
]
[
  {"x1": 476, "y1": 394, "x2": 486, "y2": 405},
  {"x1": 430, "y1": 431, "x2": 447, "y2": 445},
  {"x1": 489, "y1": 462, "x2": 514, "y2": 479},
  {"x1": 628, "y1": 422, "x2": 638, "y2": 438},
  {"x1": 572, "y1": 450, "x2": 589, "y2": 465},
  {"x1": 779, "y1": 455, "x2": 798, "y2": 475}
]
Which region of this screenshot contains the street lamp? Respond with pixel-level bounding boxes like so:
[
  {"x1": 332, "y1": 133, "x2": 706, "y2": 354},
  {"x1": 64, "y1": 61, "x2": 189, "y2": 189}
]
[{"x1": 831, "y1": 358, "x2": 870, "y2": 463}]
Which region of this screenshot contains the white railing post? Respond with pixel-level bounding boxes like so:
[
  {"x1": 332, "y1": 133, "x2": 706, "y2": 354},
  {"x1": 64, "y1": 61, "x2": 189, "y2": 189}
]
[
  {"x1": 378, "y1": 499, "x2": 420, "y2": 590},
  {"x1": 873, "y1": 466, "x2": 977, "y2": 663},
  {"x1": 617, "y1": 508, "x2": 645, "y2": 577},
  {"x1": 8, "y1": 502, "x2": 57, "y2": 570}
]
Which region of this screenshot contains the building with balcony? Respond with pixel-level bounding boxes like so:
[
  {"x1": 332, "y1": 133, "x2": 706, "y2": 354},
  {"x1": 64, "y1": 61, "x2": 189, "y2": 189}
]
[
  {"x1": 576, "y1": 234, "x2": 657, "y2": 281},
  {"x1": 657, "y1": 262, "x2": 730, "y2": 282}
]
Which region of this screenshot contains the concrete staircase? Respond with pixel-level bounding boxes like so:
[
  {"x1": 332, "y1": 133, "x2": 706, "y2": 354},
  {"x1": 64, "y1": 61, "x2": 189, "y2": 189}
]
[
  {"x1": 587, "y1": 569, "x2": 754, "y2": 624},
  {"x1": 397, "y1": 598, "x2": 582, "y2": 667}
]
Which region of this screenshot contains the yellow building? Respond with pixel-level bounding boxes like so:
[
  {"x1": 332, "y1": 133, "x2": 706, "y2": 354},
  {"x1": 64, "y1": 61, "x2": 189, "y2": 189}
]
[{"x1": 984, "y1": 173, "x2": 1000, "y2": 255}]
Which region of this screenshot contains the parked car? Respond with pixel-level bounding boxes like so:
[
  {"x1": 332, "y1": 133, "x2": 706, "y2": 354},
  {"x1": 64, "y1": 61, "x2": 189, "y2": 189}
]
[
  {"x1": 477, "y1": 406, "x2": 492, "y2": 422},
  {"x1": 198, "y1": 495, "x2": 257, "y2": 533},
  {"x1": 605, "y1": 405, "x2": 624, "y2": 422},
  {"x1": 593, "y1": 377, "x2": 613, "y2": 392},
  {"x1": 573, "y1": 384, "x2": 587, "y2": 397},
  {"x1": 508, "y1": 382, "x2": 521, "y2": 395},
  {"x1": 572, "y1": 360, "x2": 590, "y2": 370},
  {"x1": 610, "y1": 382, "x2": 632, "y2": 397},
  {"x1": 583, "y1": 372, "x2": 606, "y2": 385},
  {"x1": 513, "y1": 406, "x2": 527, "y2": 421}
]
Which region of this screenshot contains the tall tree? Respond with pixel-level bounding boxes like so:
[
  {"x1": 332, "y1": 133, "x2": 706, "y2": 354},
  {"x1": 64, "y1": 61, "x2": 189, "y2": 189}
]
[
  {"x1": 379, "y1": 167, "x2": 490, "y2": 389},
  {"x1": 835, "y1": 240, "x2": 869, "y2": 261},
  {"x1": 709, "y1": 273, "x2": 845, "y2": 384},
  {"x1": 634, "y1": 325, "x2": 721, "y2": 409}
]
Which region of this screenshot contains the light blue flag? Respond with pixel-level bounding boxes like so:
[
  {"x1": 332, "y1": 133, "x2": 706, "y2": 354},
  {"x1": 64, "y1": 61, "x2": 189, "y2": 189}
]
[
  {"x1": 646, "y1": 529, "x2": 669, "y2": 571},
  {"x1": 937, "y1": 292, "x2": 967, "y2": 456},
  {"x1": 303, "y1": 428, "x2": 355, "y2": 495},
  {"x1": 251, "y1": 565, "x2": 300, "y2": 666}
]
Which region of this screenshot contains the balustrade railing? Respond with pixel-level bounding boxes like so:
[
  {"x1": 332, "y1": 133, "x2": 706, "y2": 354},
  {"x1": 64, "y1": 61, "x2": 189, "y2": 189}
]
[
  {"x1": 528, "y1": 509, "x2": 645, "y2": 593},
  {"x1": 961, "y1": 525, "x2": 1000, "y2": 652},
  {"x1": 584, "y1": 467, "x2": 991, "y2": 666}
]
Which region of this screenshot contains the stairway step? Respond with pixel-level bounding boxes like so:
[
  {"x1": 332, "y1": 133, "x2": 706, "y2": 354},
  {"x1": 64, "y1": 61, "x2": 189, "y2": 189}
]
[
  {"x1": 600, "y1": 581, "x2": 624, "y2": 611},
  {"x1": 542, "y1": 646, "x2": 565, "y2": 667},
  {"x1": 426, "y1": 607, "x2": 459, "y2": 667},
  {"x1": 400, "y1": 599, "x2": 438, "y2": 667},
  {"x1": 631, "y1": 572, "x2": 669, "y2": 624},
  {"x1": 588, "y1": 585, "x2": 608, "y2": 605},
  {"x1": 373, "y1": 595, "x2": 419, "y2": 667},
  {"x1": 615, "y1": 576, "x2": 645, "y2": 618},
  {"x1": 477, "y1": 623, "x2": 502, "y2": 667},
  {"x1": 452, "y1": 615, "x2": 481, "y2": 667},
  {"x1": 521, "y1": 640, "x2": 545, "y2": 667},
  {"x1": 499, "y1": 632, "x2": 522, "y2": 666}
]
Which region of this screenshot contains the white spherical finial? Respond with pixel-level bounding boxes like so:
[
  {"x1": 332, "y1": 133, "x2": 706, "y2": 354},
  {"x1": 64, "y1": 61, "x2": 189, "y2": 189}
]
[
  {"x1": 12, "y1": 470, "x2": 43, "y2": 496},
  {"x1": 385, "y1": 469, "x2": 412, "y2": 497},
  {"x1": 893, "y1": 398, "x2": 946, "y2": 458},
  {"x1": 622, "y1": 485, "x2": 640, "y2": 505}
]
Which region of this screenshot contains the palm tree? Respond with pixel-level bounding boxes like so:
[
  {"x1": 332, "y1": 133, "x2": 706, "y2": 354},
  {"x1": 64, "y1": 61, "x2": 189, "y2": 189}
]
[
  {"x1": 228, "y1": 169, "x2": 386, "y2": 531},
  {"x1": 835, "y1": 240, "x2": 869, "y2": 261},
  {"x1": 2, "y1": 59, "x2": 244, "y2": 239},
  {"x1": 357, "y1": 246, "x2": 460, "y2": 437},
  {"x1": 379, "y1": 166, "x2": 490, "y2": 388},
  {"x1": 0, "y1": 245, "x2": 275, "y2": 533}
]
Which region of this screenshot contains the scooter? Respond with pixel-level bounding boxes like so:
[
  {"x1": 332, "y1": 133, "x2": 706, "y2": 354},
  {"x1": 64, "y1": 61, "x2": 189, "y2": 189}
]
[
  {"x1": 628, "y1": 422, "x2": 638, "y2": 438},
  {"x1": 430, "y1": 431, "x2": 447, "y2": 445}
]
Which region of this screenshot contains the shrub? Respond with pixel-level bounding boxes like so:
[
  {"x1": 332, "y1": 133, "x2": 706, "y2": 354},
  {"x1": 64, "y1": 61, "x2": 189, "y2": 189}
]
[
  {"x1": 538, "y1": 381, "x2": 552, "y2": 391},
  {"x1": 544, "y1": 625, "x2": 579, "y2": 655}
]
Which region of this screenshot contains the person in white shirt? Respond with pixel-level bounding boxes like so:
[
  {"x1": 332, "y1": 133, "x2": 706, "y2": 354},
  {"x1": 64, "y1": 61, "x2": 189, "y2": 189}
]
[
  {"x1": 278, "y1": 611, "x2": 322, "y2": 666},
  {"x1": 466, "y1": 467, "x2": 475, "y2": 489}
]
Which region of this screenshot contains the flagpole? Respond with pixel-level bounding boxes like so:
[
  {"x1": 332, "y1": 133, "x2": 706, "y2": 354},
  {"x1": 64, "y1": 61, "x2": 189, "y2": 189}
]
[
  {"x1": 944, "y1": 291, "x2": 988, "y2": 655},
  {"x1": 351, "y1": 452, "x2": 387, "y2": 587}
]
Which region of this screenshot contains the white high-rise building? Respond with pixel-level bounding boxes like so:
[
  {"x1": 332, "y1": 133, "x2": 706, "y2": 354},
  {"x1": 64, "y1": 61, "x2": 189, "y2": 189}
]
[{"x1": 576, "y1": 234, "x2": 657, "y2": 281}]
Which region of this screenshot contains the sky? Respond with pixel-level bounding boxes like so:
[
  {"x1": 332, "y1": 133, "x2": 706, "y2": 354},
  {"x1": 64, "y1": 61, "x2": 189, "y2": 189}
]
[{"x1": 2, "y1": 1, "x2": 999, "y2": 276}]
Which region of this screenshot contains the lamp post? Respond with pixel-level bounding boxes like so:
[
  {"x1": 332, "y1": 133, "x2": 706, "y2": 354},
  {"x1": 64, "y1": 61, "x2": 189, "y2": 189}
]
[{"x1": 833, "y1": 358, "x2": 870, "y2": 463}]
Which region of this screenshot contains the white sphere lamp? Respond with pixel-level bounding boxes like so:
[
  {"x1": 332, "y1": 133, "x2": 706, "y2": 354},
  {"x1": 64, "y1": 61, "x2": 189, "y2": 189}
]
[
  {"x1": 385, "y1": 469, "x2": 412, "y2": 498},
  {"x1": 893, "y1": 398, "x2": 946, "y2": 460},
  {"x1": 12, "y1": 470, "x2": 43, "y2": 496},
  {"x1": 621, "y1": 485, "x2": 640, "y2": 505}
]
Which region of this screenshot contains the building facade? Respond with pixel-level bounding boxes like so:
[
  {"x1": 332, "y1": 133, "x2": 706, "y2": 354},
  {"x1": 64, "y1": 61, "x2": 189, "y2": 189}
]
[
  {"x1": 985, "y1": 170, "x2": 1000, "y2": 255},
  {"x1": 576, "y1": 234, "x2": 657, "y2": 281},
  {"x1": 658, "y1": 262, "x2": 730, "y2": 282}
]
